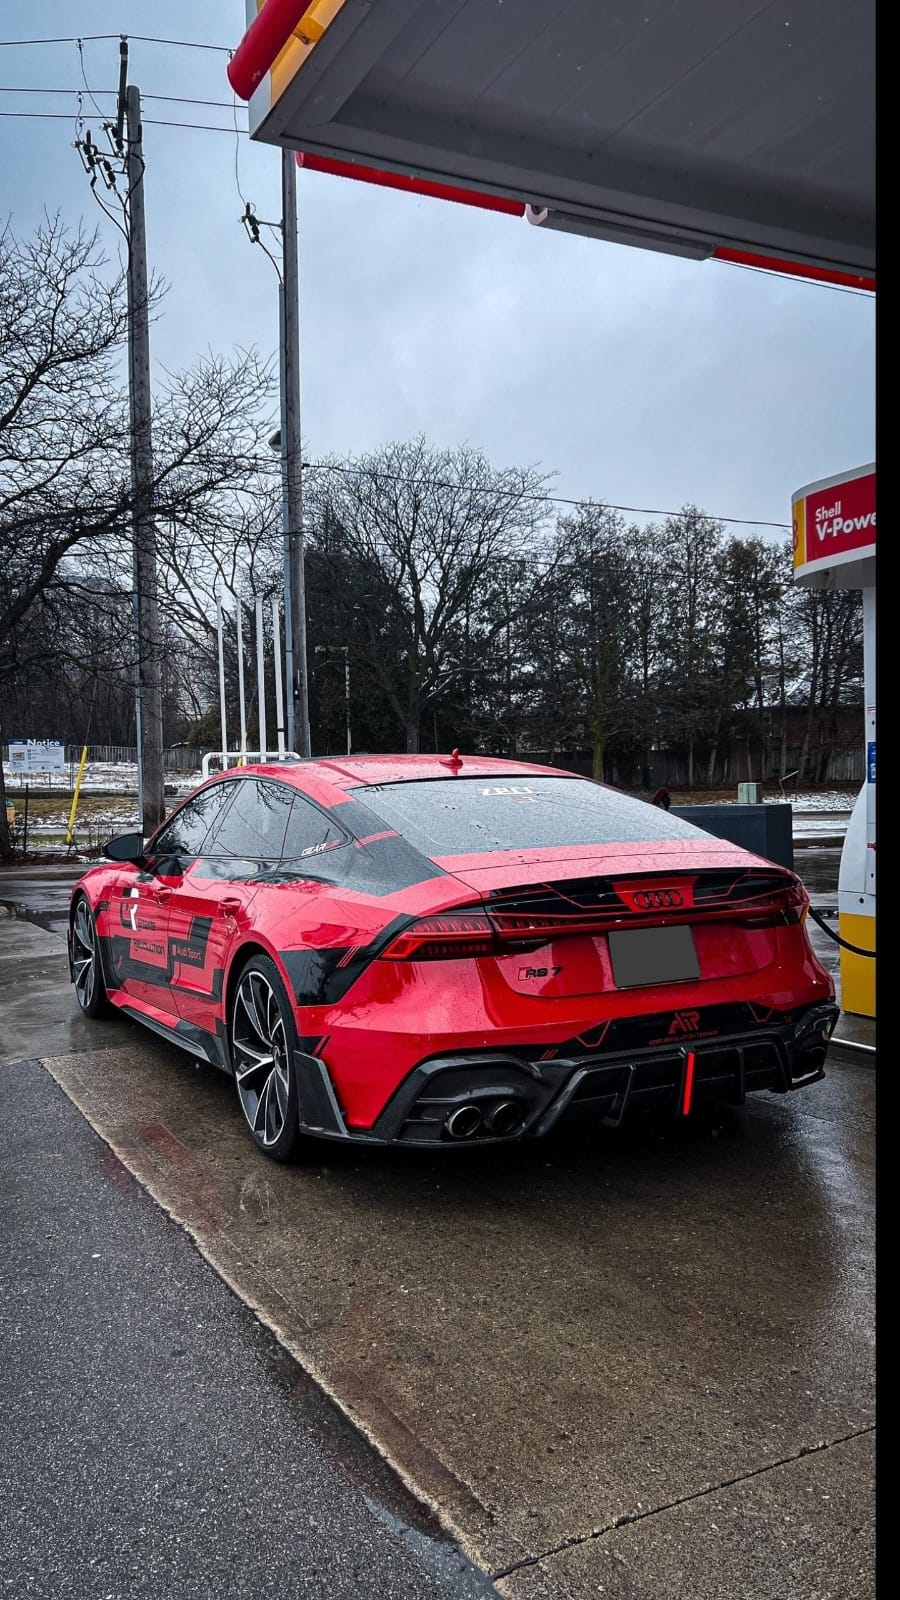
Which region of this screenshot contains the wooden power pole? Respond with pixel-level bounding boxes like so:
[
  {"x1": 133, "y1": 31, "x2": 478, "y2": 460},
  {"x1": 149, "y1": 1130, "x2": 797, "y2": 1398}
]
[{"x1": 125, "y1": 84, "x2": 165, "y2": 831}]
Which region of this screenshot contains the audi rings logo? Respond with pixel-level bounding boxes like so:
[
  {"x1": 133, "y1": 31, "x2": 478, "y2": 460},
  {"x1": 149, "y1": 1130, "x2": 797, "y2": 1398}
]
[{"x1": 633, "y1": 889, "x2": 683, "y2": 910}]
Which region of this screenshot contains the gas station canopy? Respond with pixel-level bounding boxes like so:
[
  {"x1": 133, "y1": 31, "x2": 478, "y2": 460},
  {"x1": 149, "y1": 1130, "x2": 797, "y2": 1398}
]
[{"x1": 230, "y1": 0, "x2": 875, "y2": 288}]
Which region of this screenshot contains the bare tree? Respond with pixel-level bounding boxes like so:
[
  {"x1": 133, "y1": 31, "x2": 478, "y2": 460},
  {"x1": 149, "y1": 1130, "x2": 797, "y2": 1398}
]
[
  {"x1": 705, "y1": 536, "x2": 786, "y2": 783},
  {"x1": 0, "y1": 218, "x2": 130, "y2": 687},
  {"x1": 655, "y1": 508, "x2": 723, "y2": 785},
  {"x1": 548, "y1": 505, "x2": 637, "y2": 779},
  {"x1": 0, "y1": 214, "x2": 277, "y2": 857},
  {"x1": 791, "y1": 585, "x2": 863, "y2": 780},
  {"x1": 308, "y1": 438, "x2": 552, "y2": 751}
]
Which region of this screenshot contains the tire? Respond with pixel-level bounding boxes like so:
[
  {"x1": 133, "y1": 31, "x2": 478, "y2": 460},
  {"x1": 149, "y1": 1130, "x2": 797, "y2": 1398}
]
[
  {"x1": 71, "y1": 893, "x2": 111, "y2": 1019},
  {"x1": 229, "y1": 954, "x2": 303, "y2": 1162}
]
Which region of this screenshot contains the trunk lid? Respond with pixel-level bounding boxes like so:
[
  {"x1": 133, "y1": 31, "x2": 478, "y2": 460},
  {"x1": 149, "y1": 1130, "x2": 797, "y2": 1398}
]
[{"x1": 433, "y1": 843, "x2": 802, "y2": 1000}]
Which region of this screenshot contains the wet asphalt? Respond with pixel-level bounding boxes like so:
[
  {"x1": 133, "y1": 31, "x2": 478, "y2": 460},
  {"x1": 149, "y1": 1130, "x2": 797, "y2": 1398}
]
[
  {"x1": 0, "y1": 1060, "x2": 494, "y2": 1600},
  {"x1": 0, "y1": 852, "x2": 876, "y2": 1598}
]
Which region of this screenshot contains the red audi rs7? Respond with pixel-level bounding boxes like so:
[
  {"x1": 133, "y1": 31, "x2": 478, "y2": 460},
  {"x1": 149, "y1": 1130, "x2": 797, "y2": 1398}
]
[{"x1": 69, "y1": 755, "x2": 837, "y2": 1160}]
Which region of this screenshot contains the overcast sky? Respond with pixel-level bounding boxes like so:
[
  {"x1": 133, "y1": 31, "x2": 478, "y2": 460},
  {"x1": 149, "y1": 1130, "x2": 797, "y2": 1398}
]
[{"x1": 1, "y1": 0, "x2": 875, "y2": 536}]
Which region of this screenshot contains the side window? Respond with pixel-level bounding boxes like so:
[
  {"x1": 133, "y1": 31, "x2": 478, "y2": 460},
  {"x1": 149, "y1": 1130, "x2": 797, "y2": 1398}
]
[
  {"x1": 283, "y1": 795, "x2": 345, "y2": 860},
  {"x1": 204, "y1": 779, "x2": 293, "y2": 859},
  {"x1": 151, "y1": 784, "x2": 234, "y2": 860}
]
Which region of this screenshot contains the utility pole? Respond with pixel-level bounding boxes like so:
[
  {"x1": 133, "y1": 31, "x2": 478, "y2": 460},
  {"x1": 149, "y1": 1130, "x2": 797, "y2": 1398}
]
[
  {"x1": 125, "y1": 83, "x2": 165, "y2": 832},
  {"x1": 281, "y1": 150, "x2": 311, "y2": 757}
]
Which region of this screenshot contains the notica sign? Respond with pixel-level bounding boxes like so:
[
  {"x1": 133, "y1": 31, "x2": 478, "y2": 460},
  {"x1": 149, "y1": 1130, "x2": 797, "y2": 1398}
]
[
  {"x1": 8, "y1": 738, "x2": 66, "y2": 773},
  {"x1": 792, "y1": 464, "x2": 875, "y2": 589}
]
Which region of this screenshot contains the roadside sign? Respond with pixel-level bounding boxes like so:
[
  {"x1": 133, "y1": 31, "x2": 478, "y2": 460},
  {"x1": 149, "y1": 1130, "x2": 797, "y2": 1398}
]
[{"x1": 8, "y1": 739, "x2": 66, "y2": 774}]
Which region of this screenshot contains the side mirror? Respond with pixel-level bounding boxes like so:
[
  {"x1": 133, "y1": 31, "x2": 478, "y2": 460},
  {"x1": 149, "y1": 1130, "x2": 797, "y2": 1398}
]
[{"x1": 103, "y1": 831, "x2": 147, "y2": 865}]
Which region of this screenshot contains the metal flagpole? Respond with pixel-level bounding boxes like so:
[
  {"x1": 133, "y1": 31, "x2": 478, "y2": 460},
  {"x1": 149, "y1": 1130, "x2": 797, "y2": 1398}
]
[
  {"x1": 255, "y1": 595, "x2": 267, "y2": 759},
  {"x1": 236, "y1": 601, "x2": 248, "y2": 762},
  {"x1": 216, "y1": 598, "x2": 228, "y2": 765},
  {"x1": 271, "y1": 593, "x2": 286, "y2": 756}
]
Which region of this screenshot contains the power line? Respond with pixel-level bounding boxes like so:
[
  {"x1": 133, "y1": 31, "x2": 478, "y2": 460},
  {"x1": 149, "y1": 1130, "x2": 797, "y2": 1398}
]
[
  {"x1": 0, "y1": 109, "x2": 244, "y2": 133},
  {"x1": 0, "y1": 85, "x2": 237, "y2": 109},
  {"x1": 118, "y1": 34, "x2": 232, "y2": 54},
  {"x1": 0, "y1": 34, "x2": 232, "y2": 52},
  {"x1": 163, "y1": 455, "x2": 792, "y2": 532},
  {"x1": 245, "y1": 457, "x2": 792, "y2": 529},
  {"x1": 75, "y1": 40, "x2": 105, "y2": 122},
  {"x1": 232, "y1": 88, "x2": 250, "y2": 210}
]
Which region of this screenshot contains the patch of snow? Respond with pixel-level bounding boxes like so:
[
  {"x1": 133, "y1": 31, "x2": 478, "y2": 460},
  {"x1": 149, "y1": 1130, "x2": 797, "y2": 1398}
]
[
  {"x1": 708, "y1": 790, "x2": 855, "y2": 813},
  {"x1": 2, "y1": 758, "x2": 200, "y2": 793},
  {"x1": 765, "y1": 789, "x2": 857, "y2": 813}
]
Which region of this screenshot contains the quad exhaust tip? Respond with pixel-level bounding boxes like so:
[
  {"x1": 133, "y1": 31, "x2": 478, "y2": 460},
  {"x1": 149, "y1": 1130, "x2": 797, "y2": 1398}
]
[
  {"x1": 488, "y1": 1100, "x2": 525, "y2": 1137},
  {"x1": 444, "y1": 1100, "x2": 525, "y2": 1140},
  {"x1": 445, "y1": 1104, "x2": 483, "y2": 1140}
]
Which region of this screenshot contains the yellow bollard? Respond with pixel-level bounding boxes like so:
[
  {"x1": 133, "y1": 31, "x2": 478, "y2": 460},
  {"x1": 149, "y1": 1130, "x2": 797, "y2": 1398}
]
[{"x1": 65, "y1": 746, "x2": 89, "y2": 846}]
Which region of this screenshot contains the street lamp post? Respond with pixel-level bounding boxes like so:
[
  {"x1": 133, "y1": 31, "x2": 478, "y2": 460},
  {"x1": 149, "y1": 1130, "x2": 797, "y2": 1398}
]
[
  {"x1": 268, "y1": 420, "x2": 294, "y2": 754},
  {"x1": 315, "y1": 645, "x2": 351, "y2": 756}
]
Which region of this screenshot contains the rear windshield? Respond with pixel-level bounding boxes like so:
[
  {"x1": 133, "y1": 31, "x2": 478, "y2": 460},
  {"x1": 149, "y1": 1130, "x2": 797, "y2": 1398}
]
[{"x1": 352, "y1": 776, "x2": 703, "y2": 858}]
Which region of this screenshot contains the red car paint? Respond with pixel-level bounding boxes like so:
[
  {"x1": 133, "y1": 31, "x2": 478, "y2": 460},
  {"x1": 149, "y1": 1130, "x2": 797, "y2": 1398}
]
[{"x1": 70, "y1": 756, "x2": 837, "y2": 1150}]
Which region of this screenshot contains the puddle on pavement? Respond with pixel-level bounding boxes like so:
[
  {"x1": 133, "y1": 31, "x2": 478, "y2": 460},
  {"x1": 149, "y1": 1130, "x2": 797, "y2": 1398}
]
[{"x1": 0, "y1": 898, "x2": 62, "y2": 934}]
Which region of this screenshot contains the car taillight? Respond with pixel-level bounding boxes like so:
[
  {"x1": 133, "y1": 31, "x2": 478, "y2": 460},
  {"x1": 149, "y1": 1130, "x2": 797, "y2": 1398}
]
[
  {"x1": 492, "y1": 911, "x2": 610, "y2": 943},
  {"x1": 381, "y1": 909, "x2": 593, "y2": 960},
  {"x1": 737, "y1": 883, "x2": 808, "y2": 928},
  {"x1": 381, "y1": 912, "x2": 497, "y2": 961}
]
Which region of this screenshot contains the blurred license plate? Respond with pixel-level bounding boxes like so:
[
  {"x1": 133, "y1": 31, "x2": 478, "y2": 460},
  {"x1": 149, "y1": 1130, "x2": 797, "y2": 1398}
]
[{"x1": 608, "y1": 925, "x2": 699, "y2": 988}]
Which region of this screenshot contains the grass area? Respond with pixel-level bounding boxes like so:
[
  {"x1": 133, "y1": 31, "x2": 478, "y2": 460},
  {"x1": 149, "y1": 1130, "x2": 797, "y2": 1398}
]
[
  {"x1": 6, "y1": 795, "x2": 138, "y2": 824},
  {"x1": 6, "y1": 793, "x2": 138, "y2": 853}
]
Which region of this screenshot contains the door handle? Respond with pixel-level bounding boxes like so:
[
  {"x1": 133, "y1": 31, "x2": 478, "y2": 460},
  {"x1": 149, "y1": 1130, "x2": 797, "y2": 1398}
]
[
  {"x1": 220, "y1": 897, "x2": 242, "y2": 916},
  {"x1": 155, "y1": 886, "x2": 174, "y2": 904}
]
